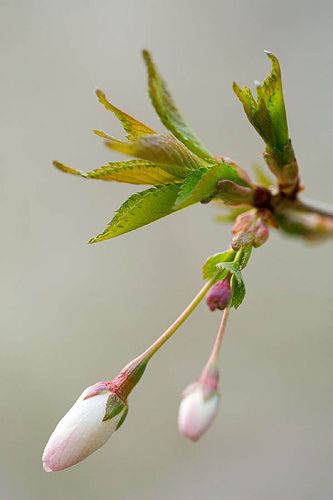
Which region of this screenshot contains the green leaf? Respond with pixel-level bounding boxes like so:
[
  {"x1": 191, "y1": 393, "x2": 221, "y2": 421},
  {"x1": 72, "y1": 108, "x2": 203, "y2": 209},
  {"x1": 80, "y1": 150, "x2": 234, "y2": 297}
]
[
  {"x1": 89, "y1": 184, "x2": 182, "y2": 242},
  {"x1": 174, "y1": 161, "x2": 247, "y2": 209},
  {"x1": 103, "y1": 393, "x2": 127, "y2": 422},
  {"x1": 239, "y1": 246, "x2": 252, "y2": 270},
  {"x1": 217, "y1": 261, "x2": 242, "y2": 283},
  {"x1": 202, "y1": 250, "x2": 236, "y2": 280},
  {"x1": 233, "y1": 52, "x2": 289, "y2": 150},
  {"x1": 259, "y1": 52, "x2": 288, "y2": 148},
  {"x1": 53, "y1": 160, "x2": 183, "y2": 185},
  {"x1": 96, "y1": 89, "x2": 155, "y2": 141},
  {"x1": 142, "y1": 50, "x2": 213, "y2": 161},
  {"x1": 230, "y1": 274, "x2": 246, "y2": 309},
  {"x1": 104, "y1": 133, "x2": 205, "y2": 175},
  {"x1": 174, "y1": 168, "x2": 208, "y2": 209}
]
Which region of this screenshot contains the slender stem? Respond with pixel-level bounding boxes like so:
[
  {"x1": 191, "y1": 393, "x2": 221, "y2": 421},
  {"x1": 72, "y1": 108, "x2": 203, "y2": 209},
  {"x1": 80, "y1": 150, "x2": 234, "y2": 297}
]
[
  {"x1": 204, "y1": 306, "x2": 230, "y2": 369},
  {"x1": 114, "y1": 277, "x2": 218, "y2": 399},
  {"x1": 142, "y1": 278, "x2": 215, "y2": 361}
]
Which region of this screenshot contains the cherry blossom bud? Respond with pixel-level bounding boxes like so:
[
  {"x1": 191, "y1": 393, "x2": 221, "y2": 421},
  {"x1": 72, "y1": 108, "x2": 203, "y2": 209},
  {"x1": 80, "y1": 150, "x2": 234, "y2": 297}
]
[
  {"x1": 206, "y1": 279, "x2": 232, "y2": 311},
  {"x1": 42, "y1": 382, "x2": 128, "y2": 472},
  {"x1": 253, "y1": 220, "x2": 269, "y2": 247},
  {"x1": 178, "y1": 369, "x2": 220, "y2": 442},
  {"x1": 232, "y1": 210, "x2": 255, "y2": 234}
]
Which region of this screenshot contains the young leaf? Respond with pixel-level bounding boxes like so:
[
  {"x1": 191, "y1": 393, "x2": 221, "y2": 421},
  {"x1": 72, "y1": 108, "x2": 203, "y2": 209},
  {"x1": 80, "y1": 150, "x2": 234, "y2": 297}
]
[
  {"x1": 230, "y1": 274, "x2": 246, "y2": 309},
  {"x1": 202, "y1": 250, "x2": 236, "y2": 280},
  {"x1": 104, "y1": 133, "x2": 206, "y2": 175},
  {"x1": 89, "y1": 184, "x2": 182, "y2": 243},
  {"x1": 239, "y1": 246, "x2": 252, "y2": 270},
  {"x1": 174, "y1": 168, "x2": 208, "y2": 209},
  {"x1": 53, "y1": 161, "x2": 87, "y2": 177},
  {"x1": 217, "y1": 261, "x2": 243, "y2": 283},
  {"x1": 259, "y1": 52, "x2": 288, "y2": 148},
  {"x1": 233, "y1": 52, "x2": 288, "y2": 150},
  {"x1": 174, "y1": 161, "x2": 247, "y2": 210},
  {"x1": 96, "y1": 89, "x2": 155, "y2": 140},
  {"x1": 53, "y1": 160, "x2": 182, "y2": 185},
  {"x1": 142, "y1": 50, "x2": 213, "y2": 161}
]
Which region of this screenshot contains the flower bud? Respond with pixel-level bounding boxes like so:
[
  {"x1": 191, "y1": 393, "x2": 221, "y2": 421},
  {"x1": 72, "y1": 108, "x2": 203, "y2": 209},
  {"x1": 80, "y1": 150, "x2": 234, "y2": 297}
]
[
  {"x1": 253, "y1": 220, "x2": 269, "y2": 247},
  {"x1": 206, "y1": 279, "x2": 231, "y2": 311},
  {"x1": 178, "y1": 370, "x2": 220, "y2": 442},
  {"x1": 232, "y1": 210, "x2": 255, "y2": 234},
  {"x1": 42, "y1": 382, "x2": 128, "y2": 472}
]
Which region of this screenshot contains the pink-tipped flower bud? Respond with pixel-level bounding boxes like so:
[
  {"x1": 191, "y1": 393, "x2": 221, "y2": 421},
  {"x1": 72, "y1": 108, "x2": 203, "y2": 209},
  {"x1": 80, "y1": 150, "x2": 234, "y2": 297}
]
[
  {"x1": 42, "y1": 382, "x2": 128, "y2": 472},
  {"x1": 206, "y1": 279, "x2": 231, "y2": 311},
  {"x1": 178, "y1": 369, "x2": 220, "y2": 442},
  {"x1": 42, "y1": 358, "x2": 147, "y2": 472},
  {"x1": 253, "y1": 220, "x2": 269, "y2": 247},
  {"x1": 232, "y1": 210, "x2": 255, "y2": 235}
]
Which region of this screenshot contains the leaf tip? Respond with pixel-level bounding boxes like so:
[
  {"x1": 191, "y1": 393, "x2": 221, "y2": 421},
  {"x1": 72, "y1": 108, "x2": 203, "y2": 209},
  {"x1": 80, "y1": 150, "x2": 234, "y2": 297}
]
[
  {"x1": 93, "y1": 128, "x2": 108, "y2": 138},
  {"x1": 95, "y1": 88, "x2": 106, "y2": 103},
  {"x1": 53, "y1": 160, "x2": 63, "y2": 171},
  {"x1": 264, "y1": 51, "x2": 280, "y2": 71},
  {"x1": 232, "y1": 81, "x2": 242, "y2": 97},
  {"x1": 52, "y1": 160, "x2": 86, "y2": 177},
  {"x1": 142, "y1": 49, "x2": 152, "y2": 63}
]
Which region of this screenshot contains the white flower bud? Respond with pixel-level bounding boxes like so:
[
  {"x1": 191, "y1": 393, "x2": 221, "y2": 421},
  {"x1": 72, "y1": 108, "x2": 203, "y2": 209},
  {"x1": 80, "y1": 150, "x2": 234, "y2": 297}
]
[
  {"x1": 178, "y1": 382, "x2": 220, "y2": 442},
  {"x1": 42, "y1": 383, "x2": 127, "y2": 472}
]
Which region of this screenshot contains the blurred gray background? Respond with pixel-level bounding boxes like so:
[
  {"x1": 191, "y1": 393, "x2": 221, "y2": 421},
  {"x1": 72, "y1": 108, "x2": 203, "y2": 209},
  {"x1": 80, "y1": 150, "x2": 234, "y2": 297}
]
[{"x1": 1, "y1": 1, "x2": 333, "y2": 499}]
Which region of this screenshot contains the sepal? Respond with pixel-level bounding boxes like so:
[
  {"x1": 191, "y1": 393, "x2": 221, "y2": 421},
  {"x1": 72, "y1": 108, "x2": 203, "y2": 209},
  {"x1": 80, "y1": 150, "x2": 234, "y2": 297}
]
[{"x1": 103, "y1": 393, "x2": 127, "y2": 422}]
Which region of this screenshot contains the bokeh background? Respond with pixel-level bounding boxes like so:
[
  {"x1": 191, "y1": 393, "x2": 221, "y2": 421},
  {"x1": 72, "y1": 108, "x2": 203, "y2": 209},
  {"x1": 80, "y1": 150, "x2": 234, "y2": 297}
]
[{"x1": 1, "y1": 1, "x2": 333, "y2": 499}]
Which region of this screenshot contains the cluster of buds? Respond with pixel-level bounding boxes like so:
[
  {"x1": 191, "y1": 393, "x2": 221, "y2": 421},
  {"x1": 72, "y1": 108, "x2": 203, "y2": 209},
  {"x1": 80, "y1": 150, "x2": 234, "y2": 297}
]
[
  {"x1": 231, "y1": 210, "x2": 269, "y2": 250},
  {"x1": 42, "y1": 276, "x2": 234, "y2": 470}
]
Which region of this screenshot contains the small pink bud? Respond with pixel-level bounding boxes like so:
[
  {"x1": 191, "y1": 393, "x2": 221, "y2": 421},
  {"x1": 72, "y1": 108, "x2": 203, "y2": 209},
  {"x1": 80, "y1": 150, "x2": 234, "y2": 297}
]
[
  {"x1": 232, "y1": 211, "x2": 255, "y2": 234},
  {"x1": 178, "y1": 371, "x2": 220, "y2": 442},
  {"x1": 206, "y1": 279, "x2": 231, "y2": 311},
  {"x1": 253, "y1": 220, "x2": 269, "y2": 247},
  {"x1": 42, "y1": 382, "x2": 127, "y2": 472}
]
